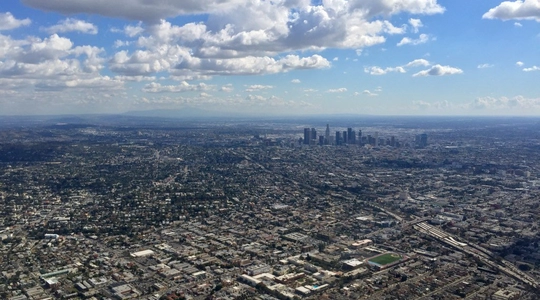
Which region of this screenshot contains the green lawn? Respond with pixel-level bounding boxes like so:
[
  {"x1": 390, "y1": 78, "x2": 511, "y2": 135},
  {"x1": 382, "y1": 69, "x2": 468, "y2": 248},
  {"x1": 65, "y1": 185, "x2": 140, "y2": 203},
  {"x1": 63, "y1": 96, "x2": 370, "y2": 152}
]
[{"x1": 368, "y1": 253, "x2": 402, "y2": 266}]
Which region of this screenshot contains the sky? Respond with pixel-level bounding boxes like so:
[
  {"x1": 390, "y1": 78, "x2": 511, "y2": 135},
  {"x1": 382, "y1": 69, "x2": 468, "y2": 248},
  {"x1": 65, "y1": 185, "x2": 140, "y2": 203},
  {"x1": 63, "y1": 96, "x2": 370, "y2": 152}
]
[{"x1": 0, "y1": 0, "x2": 539, "y2": 116}]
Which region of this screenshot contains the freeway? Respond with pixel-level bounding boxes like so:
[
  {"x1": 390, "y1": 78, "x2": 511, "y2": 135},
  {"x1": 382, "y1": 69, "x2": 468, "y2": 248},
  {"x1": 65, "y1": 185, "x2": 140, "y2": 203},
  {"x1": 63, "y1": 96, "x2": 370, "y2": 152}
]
[{"x1": 413, "y1": 222, "x2": 539, "y2": 291}]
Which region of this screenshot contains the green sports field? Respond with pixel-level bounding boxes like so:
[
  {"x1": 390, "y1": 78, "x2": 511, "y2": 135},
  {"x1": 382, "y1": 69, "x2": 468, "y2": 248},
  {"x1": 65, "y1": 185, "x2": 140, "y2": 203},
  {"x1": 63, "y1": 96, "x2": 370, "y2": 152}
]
[{"x1": 368, "y1": 253, "x2": 402, "y2": 266}]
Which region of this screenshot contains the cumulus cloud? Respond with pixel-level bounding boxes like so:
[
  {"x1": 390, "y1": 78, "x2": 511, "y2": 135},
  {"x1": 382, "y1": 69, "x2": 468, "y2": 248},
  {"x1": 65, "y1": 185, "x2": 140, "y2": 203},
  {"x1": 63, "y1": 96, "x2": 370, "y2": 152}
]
[
  {"x1": 483, "y1": 0, "x2": 540, "y2": 22},
  {"x1": 362, "y1": 89, "x2": 378, "y2": 96},
  {"x1": 220, "y1": 84, "x2": 233, "y2": 92},
  {"x1": 176, "y1": 54, "x2": 330, "y2": 76},
  {"x1": 245, "y1": 84, "x2": 273, "y2": 92},
  {"x1": 412, "y1": 100, "x2": 450, "y2": 110},
  {"x1": 327, "y1": 88, "x2": 347, "y2": 93},
  {"x1": 142, "y1": 81, "x2": 212, "y2": 93},
  {"x1": 472, "y1": 95, "x2": 540, "y2": 110},
  {"x1": 477, "y1": 63, "x2": 494, "y2": 69},
  {"x1": 42, "y1": 18, "x2": 98, "y2": 34},
  {"x1": 523, "y1": 65, "x2": 540, "y2": 71},
  {"x1": 113, "y1": 40, "x2": 130, "y2": 48},
  {"x1": 23, "y1": 1, "x2": 443, "y2": 58},
  {"x1": 7, "y1": 0, "x2": 451, "y2": 111},
  {"x1": 514, "y1": 22, "x2": 523, "y2": 26},
  {"x1": 0, "y1": 12, "x2": 31, "y2": 31},
  {"x1": 365, "y1": 58, "x2": 428, "y2": 76},
  {"x1": 405, "y1": 58, "x2": 430, "y2": 67},
  {"x1": 349, "y1": 0, "x2": 445, "y2": 18},
  {"x1": 413, "y1": 64, "x2": 463, "y2": 76},
  {"x1": 23, "y1": 0, "x2": 445, "y2": 23},
  {"x1": 291, "y1": 79, "x2": 301, "y2": 83},
  {"x1": 0, "y1": 33, "x2": 120, "y2": 95},
  {"x1": 397, "y1": 33, "x2": 431, "y2": 46},
  {"x1": 364, "y1": 66, "x2": 406, "y2": 75},
  {"x1": 408, "y1": 18, "x2": 423, "y2": 33},
  {"x1": 516, "y1": 61, "x2": 524, "y2": 66}
]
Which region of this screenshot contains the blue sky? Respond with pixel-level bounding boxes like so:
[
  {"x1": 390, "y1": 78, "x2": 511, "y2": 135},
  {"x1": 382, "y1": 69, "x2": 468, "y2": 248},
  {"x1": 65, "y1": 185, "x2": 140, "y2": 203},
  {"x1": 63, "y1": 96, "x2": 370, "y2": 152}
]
[{"x1": 0, "y1": 0, "x2": 539, "y2": 116}]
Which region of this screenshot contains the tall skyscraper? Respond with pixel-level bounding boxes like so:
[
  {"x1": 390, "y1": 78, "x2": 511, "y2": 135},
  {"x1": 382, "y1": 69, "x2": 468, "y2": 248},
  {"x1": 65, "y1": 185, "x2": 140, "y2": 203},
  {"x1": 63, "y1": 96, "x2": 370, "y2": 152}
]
[
  {"x1": 311, "y1": 128, "x2": 317, "y2": 144},
  {"x1": 336, "y1": 131, "x2": 341, "y2": 145},
  {"x1": 342, "y1": 131, "x2": 347, "y2": 144},
  {"x1": 303, "y1": 128, "x2": 310, "y2": 145},
  {"x1": 416, "y1": 133, "x2": 428, "y2": 148},
  {"x1": 325, "y1": 124, "x2": 330, "y2": 145},
  {"x1": 347, "y1": 128, "x2": 353, "y2": 143}
]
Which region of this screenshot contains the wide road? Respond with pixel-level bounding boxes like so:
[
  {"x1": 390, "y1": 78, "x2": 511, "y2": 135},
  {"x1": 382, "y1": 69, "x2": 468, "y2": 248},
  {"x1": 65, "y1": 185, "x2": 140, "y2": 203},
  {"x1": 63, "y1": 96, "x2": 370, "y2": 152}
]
[{"x1": 413, "y1": 221, "x2": 539, "y2": 291}]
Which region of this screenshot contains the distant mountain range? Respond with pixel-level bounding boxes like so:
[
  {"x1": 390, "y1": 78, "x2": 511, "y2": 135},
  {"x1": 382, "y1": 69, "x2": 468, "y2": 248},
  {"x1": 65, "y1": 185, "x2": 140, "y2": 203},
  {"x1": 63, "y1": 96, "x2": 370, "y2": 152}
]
[{"x1": 122, "y1": 107, "x2": 248, "y2": 119}]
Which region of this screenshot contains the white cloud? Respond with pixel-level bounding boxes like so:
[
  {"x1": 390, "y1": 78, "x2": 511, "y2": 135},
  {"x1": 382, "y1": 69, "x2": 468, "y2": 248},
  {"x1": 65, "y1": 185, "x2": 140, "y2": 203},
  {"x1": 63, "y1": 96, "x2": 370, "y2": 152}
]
[
  {"x1": 327, "y1": 88, "x2": 347, "y2": 93},
  {"x1": 477, "y1": 63, "x2": 494, "y2": 69},
  {"x1": 113, "y1": 40, "x2": 130, "y2": 48},
  {"x1": 111, "y1": 23, "x2": 145, "y2": 37},
  {"x1": 114, "y1": 75, "x2": 155, "y2": 82},
  {"x1": 349, "y1": 0, "x2": 445, "y2": 18},
  {"x1": 516, "y1": 61, "x2": 524, "y2": 66},
  {"x1": 23, "y1": 0, "x2": 445, "y2": 23},
  {"x1": 514, "y1": 22, "x2": 523, "y2": 26},
  {"x1": 220, "y1": 84, "x2": 233, "y2": 92},
  {"x1": 413, "y1": 64, "x2": 463, "y2": 76},
  {"x1": 304, "y1": 88, "x2": 317, "y2": 93},
  {"x1": 408, "y1": 18, "x2": 423, "y2": 33},
  {"x1": 176, "y1": 54, "x2": 331, "y2": 76},
  {"x1": 125, "y1": 23, "x2": 145, "y2": 37},
  {"x1": 245, "y1": 84, "x2": 273, "y2": 92},
  {"x1": 405, "y1": 58, "x2": 430, "y2": 67},
  {"x1": 0, "y1": 12, "x2": 31, "y2": 31},
  {"x1": 523, "y1": 65, "x2": 540, "y2": 71},
  {"x1": 397, "y1": 33, "x2": 431, "y2": 46},
  {"x1": 412, "y1": 100, "x2": 450, "y2": 110},
  {"x1": 24, "y1": 1, "x2": 441, "y2": 57},
  {"x1": 42, "y1": 18, "x2": 98, "y2": 34},
  {"x1": 483, "y1": 0, "x2": 540, "y2": 22},
  {"x1": 362, "y1": 89, "x2": 378, "y2": 96},
  {"x1": 0, "y1": 33, "x2": 119, "y2": 96},
  {"x1": 365, "y1": 58, "x2": 428, "y2": 76},
  {"x1": 142, "y1": 81, "x2": 212, "y2": 93},
  {"x1": 364, "y1": 66, "x2": 406, "y2": 75},
  {"x1": 4, "y1": 0, "x2": 453, "y2": 112},
  {"x1": 472, "y1": 95, "x2": 540, "y2": 109},
  {"x1": 291, "y1": 79, "x2": 301, "y2": 83}
]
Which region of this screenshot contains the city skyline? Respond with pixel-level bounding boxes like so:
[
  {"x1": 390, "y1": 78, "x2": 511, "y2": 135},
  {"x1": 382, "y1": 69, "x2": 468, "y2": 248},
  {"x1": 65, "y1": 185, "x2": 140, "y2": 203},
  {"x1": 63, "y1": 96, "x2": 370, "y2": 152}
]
[{"x1": 1, "y1": 1, "x2": 539, "y2": 116}]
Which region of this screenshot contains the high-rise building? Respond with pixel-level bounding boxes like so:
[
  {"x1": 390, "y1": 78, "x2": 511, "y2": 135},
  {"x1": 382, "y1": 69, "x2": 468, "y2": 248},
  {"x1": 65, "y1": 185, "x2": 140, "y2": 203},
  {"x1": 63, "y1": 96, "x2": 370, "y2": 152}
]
[
  {"x1": 311, "y1": 128, "x2": 317, "y2": 144},
  {"x1": 336, "y1": 131, "x2": 341, "y2": 145},
  {"x1": 303, "y1": 128, "x2": 310, "y2": 145},
  {"x1": 347, "y1": 128, "x2": 353, "y2": 143},
  {"x1": 319, "y1": 135, "x2": 324, "y2": 146},
  {"x1": 325, "y1": 124, "x2": 330, "y2": 145},
  {"x1": 416, "y1": 133, "x2": 428, "y2": 148},
  {"x1": 342, "y1": 131, "x2": 347, "y2": 144},
  {"x1": 358, "y1": 130, "x2": 362, "y2": 146}
]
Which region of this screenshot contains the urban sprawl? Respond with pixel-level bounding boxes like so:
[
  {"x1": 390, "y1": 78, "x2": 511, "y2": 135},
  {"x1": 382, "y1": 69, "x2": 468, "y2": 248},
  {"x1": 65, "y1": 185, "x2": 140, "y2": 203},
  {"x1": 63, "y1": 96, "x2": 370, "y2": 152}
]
[{"x1": 1, "y1": 117, "x2": 540, "y2": 300}]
